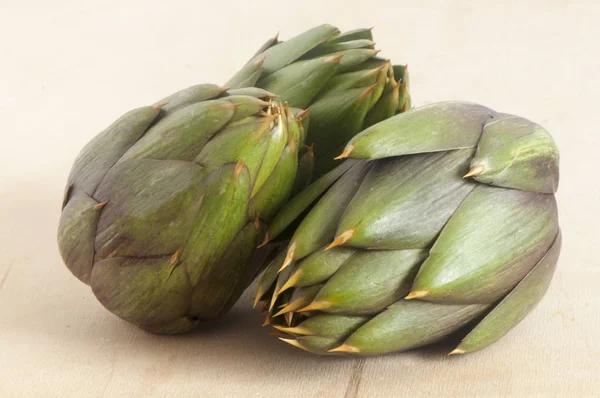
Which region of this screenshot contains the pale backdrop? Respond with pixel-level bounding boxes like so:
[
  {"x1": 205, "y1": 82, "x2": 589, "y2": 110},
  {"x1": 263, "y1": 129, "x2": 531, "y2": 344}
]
[{"x1": 1, "y1": 0, "x2": 598, "y2": 397}]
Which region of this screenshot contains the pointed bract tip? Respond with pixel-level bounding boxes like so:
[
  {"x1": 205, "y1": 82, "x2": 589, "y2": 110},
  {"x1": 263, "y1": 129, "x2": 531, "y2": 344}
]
[
  {"x1": 273, "y1": 325, "x2": 313, "y2": 336},
  {"x1": 448, "y1": 348, "x2": 466, "y2": 356},
  {"x1": 257, "y1": 232, "x2": 269, "y2": 248},
  {"x1": 234, "y1": 159, "x2": 245, "y2": 177},
  {"x1": 328, "y1": 344, "x2": 361, "y2": 354},
  {"x1": 284, "y1": 311, "x2": 294, "y2": 326},
  {"x1": 334, "y1": 144, "x2": 355, "y2": 160},
  {"x1": 262, "y1": 316, "x2": 271, "y2": 326},
  {"x1": 169, "y1": 250, "x2": 180, "y2": 265},
  {"x1": 405, "y1": 290, "x2": 429, "y2": 300},
  {"x1": 324, "y1": 54, "x2": 344, "y2": 64},
  {"x1": 278, "y1": 242, "x2": 296, "y2": 273},
  {"x1": 298, "y1": 301, "x2": 332, "y2": 312},
  {"x1": 152, "y1": 102, "x2": 168, "y2": 110},
  {"x1": 252, "y1": 288, "x2": 264, "y2": 309},
  {"x1": 463, "y1": 165, "x2": 485, "y2": 179},
  {"x1": 94, "y1": 201, "x2": 108, "y2": 210},
  {"x1": 279, "y1": 338, "x2": 310, "y2": 352},
  {"x1": 255, "y1": 55, "x2": 267, "y2": 66},
  {"x1": 325, "y1": 229, "x2": 355, "y2": 251},
  {"x1": 268, "y1": 293, "x2": 279, "y2": 312},
  {"x1": 296, "y1": 108, "x2": 310, "y2": 121},
  {"x1": 272, "y1": 31, "x2": 280, "y2": 41},
  {"x1": 218, "y1": 86, "x2": 230, "y2": 93},
  {"x1": 276, "y1": 271, "x2": 302, "y2": 296},
  {"x1": 273, "y1": 307, "x2": 289, "y2": 317},
  {"x1": 359, "y1": 84, "x2": 377, "y2": 100}
]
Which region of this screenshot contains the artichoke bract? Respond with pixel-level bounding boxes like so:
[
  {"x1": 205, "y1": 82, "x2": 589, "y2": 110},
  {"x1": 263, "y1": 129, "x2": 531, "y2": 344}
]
[
  {"x1": 58, "y1": 84, "x2": 307, "y2": 333},
  {"x1": 227, "y1": 24, "x2": 411, "y2": 180},
  {"x1": 256, "y1": 101, "x2": 561, "y2": 356}
]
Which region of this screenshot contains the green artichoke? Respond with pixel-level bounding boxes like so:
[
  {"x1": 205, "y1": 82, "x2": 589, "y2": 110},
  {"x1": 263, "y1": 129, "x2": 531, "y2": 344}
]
[
  {"x1": 58, "y1": 84, "x2": 307, "y2": 333},
  {"x1": 255, "y1": 101, "x2": 561, "y2": 356},
  {"x1": 227, "y1": 24, "x2": 411, "y2": 180}
]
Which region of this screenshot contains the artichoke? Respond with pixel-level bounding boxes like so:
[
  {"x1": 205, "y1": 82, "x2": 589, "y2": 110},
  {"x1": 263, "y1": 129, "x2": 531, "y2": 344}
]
[
  {"x1": 58, "y1": 84, "x2": 307, "y2": 333},
  {"x1": 255, "y1": 102, "x2": 561, "y2": 356},
  {"x1": 227, "y1": 24, "x2": 411, "y2": 180}
]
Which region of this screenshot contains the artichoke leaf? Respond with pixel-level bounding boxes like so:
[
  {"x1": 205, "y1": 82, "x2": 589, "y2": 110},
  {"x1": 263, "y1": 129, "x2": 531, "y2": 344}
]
[
  {"x1": 411, "y1": 185, "x2": 559, "y2": 304},
  {"x1": 454, "y1": 231, "x2": 562, "y2": 354},
  {"x1": 65, "y1": 106, "x2": 160, "y2": 200},
  {"x1": 343, "y1": 101, "x2": 495, "y2": 160}
]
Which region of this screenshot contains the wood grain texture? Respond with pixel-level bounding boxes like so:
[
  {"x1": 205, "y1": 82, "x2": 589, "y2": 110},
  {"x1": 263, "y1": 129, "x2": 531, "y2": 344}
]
[{"x1": 1, "y1": 0, "x2": 599, "y2": 396}]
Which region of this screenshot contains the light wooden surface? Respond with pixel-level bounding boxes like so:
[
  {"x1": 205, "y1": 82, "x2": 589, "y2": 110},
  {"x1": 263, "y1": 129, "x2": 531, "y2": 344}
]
[{"x1": 1, "y1": 1, "x2": 599, "y2": 396}]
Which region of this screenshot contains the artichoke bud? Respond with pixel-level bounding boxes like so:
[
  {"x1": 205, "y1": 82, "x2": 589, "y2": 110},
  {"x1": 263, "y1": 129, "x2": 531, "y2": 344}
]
[
  {"x1": 228, "y1": 25, "x2": 411, "y2": 180},
  {"x1": 260, "y1": 101, "x2": 561, "y2": 356},
  {"x1": 58, "y1": 84, "x2": 304, "y2": 334}
]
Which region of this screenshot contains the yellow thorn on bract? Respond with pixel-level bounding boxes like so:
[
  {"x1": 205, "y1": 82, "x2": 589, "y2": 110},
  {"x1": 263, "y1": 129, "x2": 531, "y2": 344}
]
[
  {"x1": 463, "y1": 165, "x2": 485, "y2": 179},
  {"x1": 448, "y1": 348, "x2": 466, "y2": 356},
  {"x1": 152, "y1": 102, "x2": 168, "y2": 110},
  {"x1": 255, "y1": 55, "x2": 267, "y2": 67},
  {"x1": 218, "y1": 86, "x2": 230, "y2": 93},
  {"x1": 298, "y1": 301, "x2": 332, "y2": 312},
  {"x1": 359, "y1": 84, "x2": 377, "y2": 100},
  {"x1": 279, "y1": 338, "x2": 310, "y2": 352},
  {"x1": 328, "y1": 344, "x2": 361, "y2": 354},
  {"x1": 296, "y1": 107, "x2": 310, "y2": 121},
  {"x1": 274, "y1": 295, "x2": 310, "y2": 317},
  {"x1": 262, "y1": 316, "x2": 271, "y2": 326},
  {"x1": 273, "y1": 325, "x2": 313, "y2": 336},
  {"x1": 325, "y1": 230, "x2": 355, "y2": 251},
  {"x1": 169, "y1": 250, "x2": 180, "y2": 265},
  {"x1": 257, "y1": 232, "x2": 270, "y2": 249},
  {"x1": 285, "y1": 311, "x2": 294, "y2": 326},
  {"x1": 273, "y1": 307, "x2": 290, "y2": 317},
  {"x1": 334, "y1": 144, "x2": 355, "y2": 160},
  {"x1": 405, "y1": 290, "x2": 429, "y2": 300},
  {"x1": 234, "y1": 159, "x2": 245, "y2": 177},
  {"x1": 268, "y1": 290, "x2": 280, "y2": 312},
  {"x1": 324, "y1": 54, "x2": 344, "y2": 64},
  {"x1": 94, "y1": 201, "x2": 107, "y2": 210},
  {"x1": 278, "y1": 242, "x2": 296, "y2": 273},
  {"x1": 276, "y1": 271, "x2": 302, "y2": 296},
  {"x1": 252, "y1": 288, "x2": 264, "y2": 309},
  {"x1": 272, "y1": 31, "x2": 280, "y2": 41}
]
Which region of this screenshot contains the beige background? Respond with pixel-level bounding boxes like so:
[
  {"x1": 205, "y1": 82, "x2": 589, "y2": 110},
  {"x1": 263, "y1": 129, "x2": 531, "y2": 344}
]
[{"x1": 1, "y1": 0, "x2": 599, "y2": 397}]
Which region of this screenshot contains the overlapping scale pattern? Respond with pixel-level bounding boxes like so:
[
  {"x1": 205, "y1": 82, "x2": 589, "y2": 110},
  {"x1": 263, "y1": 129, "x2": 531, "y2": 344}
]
[
  {"x1": 58, "y1": 84, "x2": 306, "y2": 333},
  {"x1": 256, "y1": 102, "x2": 561, "y2": 356}
]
